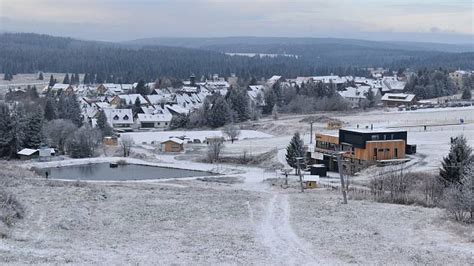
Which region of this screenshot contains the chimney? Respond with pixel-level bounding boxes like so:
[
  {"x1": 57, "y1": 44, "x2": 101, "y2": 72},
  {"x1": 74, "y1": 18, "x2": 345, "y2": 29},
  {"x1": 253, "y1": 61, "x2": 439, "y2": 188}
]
[{"x1": 190, "y1": 74, "x2": 196, "y2": 87}]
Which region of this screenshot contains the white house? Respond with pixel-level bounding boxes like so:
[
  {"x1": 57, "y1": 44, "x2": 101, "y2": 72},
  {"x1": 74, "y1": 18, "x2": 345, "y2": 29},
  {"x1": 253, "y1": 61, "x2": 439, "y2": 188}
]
[
  {"x1": 247, "y1": 85, "x2": 266, "y2": 107},
  {"x1": 381, "y1": 77, "x2": 406, "y2": 93},
  {"x1": 338, "y1": 86, "x2": 381, "y2": 108},
  {"x1": 103, "y1": 108, "x2": 134, "y2": 130},
  {"x1": 136, "y1": 113, "x2": 172, "y2": 129}
]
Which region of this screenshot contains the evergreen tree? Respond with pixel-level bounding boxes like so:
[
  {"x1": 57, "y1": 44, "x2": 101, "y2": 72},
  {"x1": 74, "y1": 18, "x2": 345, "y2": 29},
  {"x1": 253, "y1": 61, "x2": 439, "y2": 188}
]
[
  {"x1": 23, "y1": 106, "x2": 44, "y2": 149},
  {"x1": 0, "y1": 103, "x2": 14, "y2": 157},
  {"x1": 3, "y1": 72, "x2": 13, "y2": 81},
  {"x1": 38, "y1": 72, "x2": 44, "y2": 80},
  {"x1": 461, "y1": 88, "x2": 472, "y2": 100},
  {"x1": 74, "y1": 73, "x2": 80, "y2": 84},
  {"x1": 8, "y1": 105, "x2": 27, "y2": 158},
  {"x1": 263, "y1": 88, "x2": 276, "y2": 114},
  {"x1": 43, "y1": 97, "x2": 57, "y2": 121},
  {"x1": 440, "y1": 136, "x2": 473, "y2": 186},
  {"x1": 226, "y1": 86, "x2": 250, "y2": 122},
  {"x1": 57, "y1": 93, "x2": 82, "y2": 127},
  {"x1": 63, "y1": 73, "x2": 70, "y2": 84},
  {"x1": 96, "y1": 110, "x2": 113, "y2": 137},
  {"x1": 366, "y1": 88, "x2": 375, "y2": 107},
  {"x1": 83, "y1": 73, "x2": 90, "y2": 85},
  {"x1": 135, "y1": 80, "x2": 148, "y2": 96},
  {"x1": 49, "y1": 74, "x2": 56, "y2": 87},
  {"x1": 26, "y1": 85, "x2": 39, "y2": 99},
  {"x1": 132, "y1": 97, "x2": 142, "y2": 116},
  {"x1": 286, "y1": 132, "x2": 305, "y2": 172},
  {"x1": 207, "y1": 95, "x2": 231, "y2": 128}
]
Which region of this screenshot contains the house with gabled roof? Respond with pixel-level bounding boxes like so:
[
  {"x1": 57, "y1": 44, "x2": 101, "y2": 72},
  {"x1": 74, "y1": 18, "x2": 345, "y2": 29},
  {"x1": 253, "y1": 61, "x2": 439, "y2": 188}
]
[
  {"x1": 103, "y1": 108, "x2": 134, "y2": 130},
  {"x1": 339, "y1": 86, "x2": 381, "y2": 108},
  {"x1": 110, "y1": 94, "x2": 148, "y2": 107}
]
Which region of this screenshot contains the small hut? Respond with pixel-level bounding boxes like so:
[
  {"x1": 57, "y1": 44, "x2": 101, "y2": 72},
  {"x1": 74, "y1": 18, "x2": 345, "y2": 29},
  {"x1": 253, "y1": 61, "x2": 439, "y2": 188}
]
[
  {"x1": 17, "y1": 148, "x2": 39, "y2": 160},
  {"x1": 160, "y1": 138, "x2": 184, "y2": 152},
  {"x1": 304, "y1": 177, "x2": 320, "y2": 189}
]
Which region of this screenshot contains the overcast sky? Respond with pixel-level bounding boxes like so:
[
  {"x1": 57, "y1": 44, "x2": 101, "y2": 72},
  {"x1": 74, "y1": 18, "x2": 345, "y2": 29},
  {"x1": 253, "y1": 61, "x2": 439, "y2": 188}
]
[{"x1": 0, "y1": 0, "x2": 473, "y2": 43}]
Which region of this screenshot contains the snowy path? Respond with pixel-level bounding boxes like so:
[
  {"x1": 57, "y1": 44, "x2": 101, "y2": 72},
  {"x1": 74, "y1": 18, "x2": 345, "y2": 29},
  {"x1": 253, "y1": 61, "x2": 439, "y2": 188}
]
[{"x1": 257, "y1": 193, "x2": 318, "y2": 265}]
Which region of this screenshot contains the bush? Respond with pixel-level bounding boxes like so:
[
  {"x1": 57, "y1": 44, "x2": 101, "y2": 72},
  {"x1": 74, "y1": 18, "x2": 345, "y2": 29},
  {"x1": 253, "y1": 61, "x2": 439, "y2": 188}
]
[
  {"x1": 369, "y1": 168, "x2": 443, "y2": 206},
  {"x1": 0, "y1": 189, "x2": 24, "y2": 228}
]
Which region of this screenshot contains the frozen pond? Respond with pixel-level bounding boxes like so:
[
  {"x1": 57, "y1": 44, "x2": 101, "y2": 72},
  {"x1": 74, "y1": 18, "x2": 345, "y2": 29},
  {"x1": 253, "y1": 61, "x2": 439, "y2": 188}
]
[{"x1": 35, "y1": 163, "x2": 213, "y2": 181}]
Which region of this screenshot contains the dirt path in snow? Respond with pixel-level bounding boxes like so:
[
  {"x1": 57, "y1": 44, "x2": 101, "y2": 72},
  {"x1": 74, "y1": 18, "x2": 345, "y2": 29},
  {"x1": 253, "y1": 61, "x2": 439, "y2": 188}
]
[{"x1": 257, "y1": 192, "x2": 318, "y2": 265}]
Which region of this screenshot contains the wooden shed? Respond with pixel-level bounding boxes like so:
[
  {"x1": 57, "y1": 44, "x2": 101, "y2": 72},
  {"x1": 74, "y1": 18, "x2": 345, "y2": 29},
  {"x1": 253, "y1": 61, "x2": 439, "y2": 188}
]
[
  {"x1": 17, "y1": 148, "x2": 39, "y2": 160},
  {"x1": 161, "y1": 138, "x2": 184, "y2": 152},
  {"x1": 304, "y1": 177, "x2": 320, "y2": 189},
  {"x1": 103, "y1": 136, "x2": 118, "y2": 146}
]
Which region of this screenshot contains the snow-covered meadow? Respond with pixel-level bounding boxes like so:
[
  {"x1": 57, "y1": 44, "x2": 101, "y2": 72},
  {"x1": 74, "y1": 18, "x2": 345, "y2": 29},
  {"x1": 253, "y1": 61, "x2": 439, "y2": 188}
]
[
  {"x1": 1, "y1": 107, "x2": 473, "y2": 264},
  {"x1": 121, "y1": 130, "x2": 272, "y2": 144}
]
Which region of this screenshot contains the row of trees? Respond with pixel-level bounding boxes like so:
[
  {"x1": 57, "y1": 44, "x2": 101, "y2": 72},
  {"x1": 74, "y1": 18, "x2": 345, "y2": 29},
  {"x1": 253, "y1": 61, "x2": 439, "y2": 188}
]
[
  {"x1": 0, "y1": 88, "x2": 107, "y2": 159},
  {"x1": 263, "y1": 81, "x2": 350, "y2": 115},
  {"x1": 171, "y1": 86, "x2": 259, "y2": 129},
  {"x1": 404, "y1": 69, "x2": 457, "y2": 99}
]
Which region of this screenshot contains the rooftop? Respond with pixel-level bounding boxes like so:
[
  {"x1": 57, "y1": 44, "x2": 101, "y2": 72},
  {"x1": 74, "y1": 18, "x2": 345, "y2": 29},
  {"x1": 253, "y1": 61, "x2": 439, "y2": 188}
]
[{"x1": 340, "y1": 127, "x2": 406, "y2": 134}]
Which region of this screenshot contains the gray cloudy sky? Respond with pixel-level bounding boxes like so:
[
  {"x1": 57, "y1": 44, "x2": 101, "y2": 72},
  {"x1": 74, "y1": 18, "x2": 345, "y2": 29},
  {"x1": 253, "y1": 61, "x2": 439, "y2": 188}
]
[{"x1": 0, "y1": 0, "x2": 473, "y2": 43}]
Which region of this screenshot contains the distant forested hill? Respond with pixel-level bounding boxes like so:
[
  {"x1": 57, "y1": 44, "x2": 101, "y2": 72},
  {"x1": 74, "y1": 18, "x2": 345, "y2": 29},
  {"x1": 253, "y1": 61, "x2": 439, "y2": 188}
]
[{"x1": 1, "y1": 33, "x2": 473, "y2": 82}]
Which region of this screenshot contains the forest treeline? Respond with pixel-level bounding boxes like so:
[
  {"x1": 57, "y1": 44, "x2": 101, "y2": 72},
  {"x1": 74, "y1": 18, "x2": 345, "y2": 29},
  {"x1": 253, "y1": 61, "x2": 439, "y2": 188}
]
[{"x1": 1, "y1": 33, "x2": 473, "y2": 83}]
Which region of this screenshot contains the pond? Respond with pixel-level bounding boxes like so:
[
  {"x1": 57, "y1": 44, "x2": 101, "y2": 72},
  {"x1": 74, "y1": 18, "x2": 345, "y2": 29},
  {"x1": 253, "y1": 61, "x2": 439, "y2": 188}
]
[{"x1": 35, "y1": 163, "x2": 213, "y2": 181}]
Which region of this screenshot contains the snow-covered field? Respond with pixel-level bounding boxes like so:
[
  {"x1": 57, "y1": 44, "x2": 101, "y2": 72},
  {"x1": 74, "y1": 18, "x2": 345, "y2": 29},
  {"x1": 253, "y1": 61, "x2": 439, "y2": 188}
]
[
  {"x1": 1, "y1": 174, "x2": 472, "y2": 264},
  {"x1": 121, "y1": 130, "x2": 273, "y2": 144},
  {"x1": 0, "y1": 73, "x2": 70, "y2": 94},
  {"x1": 2, "y1": 107, "x2": 473, "y2": 264}
]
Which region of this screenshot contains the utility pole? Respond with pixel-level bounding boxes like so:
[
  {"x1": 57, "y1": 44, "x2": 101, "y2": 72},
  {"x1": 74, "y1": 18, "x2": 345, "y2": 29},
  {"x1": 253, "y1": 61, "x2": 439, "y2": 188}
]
[
  {"x1": 337, "y1": 152, "x2": 348, "y2": 204},
  {"x1": 309, "y1": 121, "x2": 314, "y2": 144},
  {"x1": 296, "y1": 157, "x2": 305, "y2": 192}
]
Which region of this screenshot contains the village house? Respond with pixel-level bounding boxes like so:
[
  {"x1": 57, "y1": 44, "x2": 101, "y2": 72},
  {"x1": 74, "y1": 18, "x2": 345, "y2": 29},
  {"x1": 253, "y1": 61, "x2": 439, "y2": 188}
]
[
  {"x1": 136, "y1": 112, "x2": 172, "y2": 129},
  {"x1": 103, "y1": 108, "x2": 134, "y2": 130},
  {"x1": 381, "y1": 76, "x2": 406, "y2": 94},
  {"x1": 449, "y1": 70, "x2": 471, "y2": 89},
  {"x1": 247, "y1": 85, "x2": 266, "y2": 108},
  {"x1": 338, "y1": 86, "x2": 381, "y2": 108},
  {"x1": 146, "y1": 94, "x2": 176, "y2": 106},
  {"x1": 381, "y1": 93, "x2": 417, "y2": 107},
  {"x1": 109, "y1": 94, "x2": 148, "y2": 107},
  {"x1": 43, "y1": 83, "x2": 75, "y2": 94},
  {"x1": 96, "y1": 83, "x2": 134, "y2": 96},
  {"x1": 266, "y1": 75, "x2": 283, "y2": 87}
]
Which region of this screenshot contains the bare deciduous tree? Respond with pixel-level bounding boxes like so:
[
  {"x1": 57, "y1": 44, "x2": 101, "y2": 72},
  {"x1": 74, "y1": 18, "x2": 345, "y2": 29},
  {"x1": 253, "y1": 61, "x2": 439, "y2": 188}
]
[
  {"x1": 222, "y1": 124, "x2": 241, "y2": 144},
  {"x1": 43, "y1": 119, "x2": 77, "y2": 154},
  {"x1": 120, "y1": 135, "x2": 134, "y2": 157},
  {"x1": 207, "y1": 139, "x2": 224, "y2": 163}
]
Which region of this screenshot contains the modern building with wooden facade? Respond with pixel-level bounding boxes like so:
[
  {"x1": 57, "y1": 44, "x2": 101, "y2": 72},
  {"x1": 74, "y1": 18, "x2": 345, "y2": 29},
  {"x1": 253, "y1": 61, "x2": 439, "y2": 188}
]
[{"x1": 312, "y1": 128, "x2": 413, "y2": 172}]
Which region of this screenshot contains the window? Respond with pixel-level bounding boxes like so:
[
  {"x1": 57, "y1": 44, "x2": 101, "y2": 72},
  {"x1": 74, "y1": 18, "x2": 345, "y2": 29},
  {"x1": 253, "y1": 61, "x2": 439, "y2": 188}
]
[
  {"x1": 123, "y1": 115, "x2": 129, "y2": 120},
  {"x1": 378, "y1": 149, "x2": 384, "y2": 152},
  {"x1": 157, "y1": 122, "x2": 160, "y2": 125},
  {"x1": 113, "y1": 115, "x2": 119, "y2": 120},
  {"x1": 395, "y1": 148, "x2": 398, "y2": 158},
  {"x1": 371, "y1": 135, "x2": 379, "y2": 140}
]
